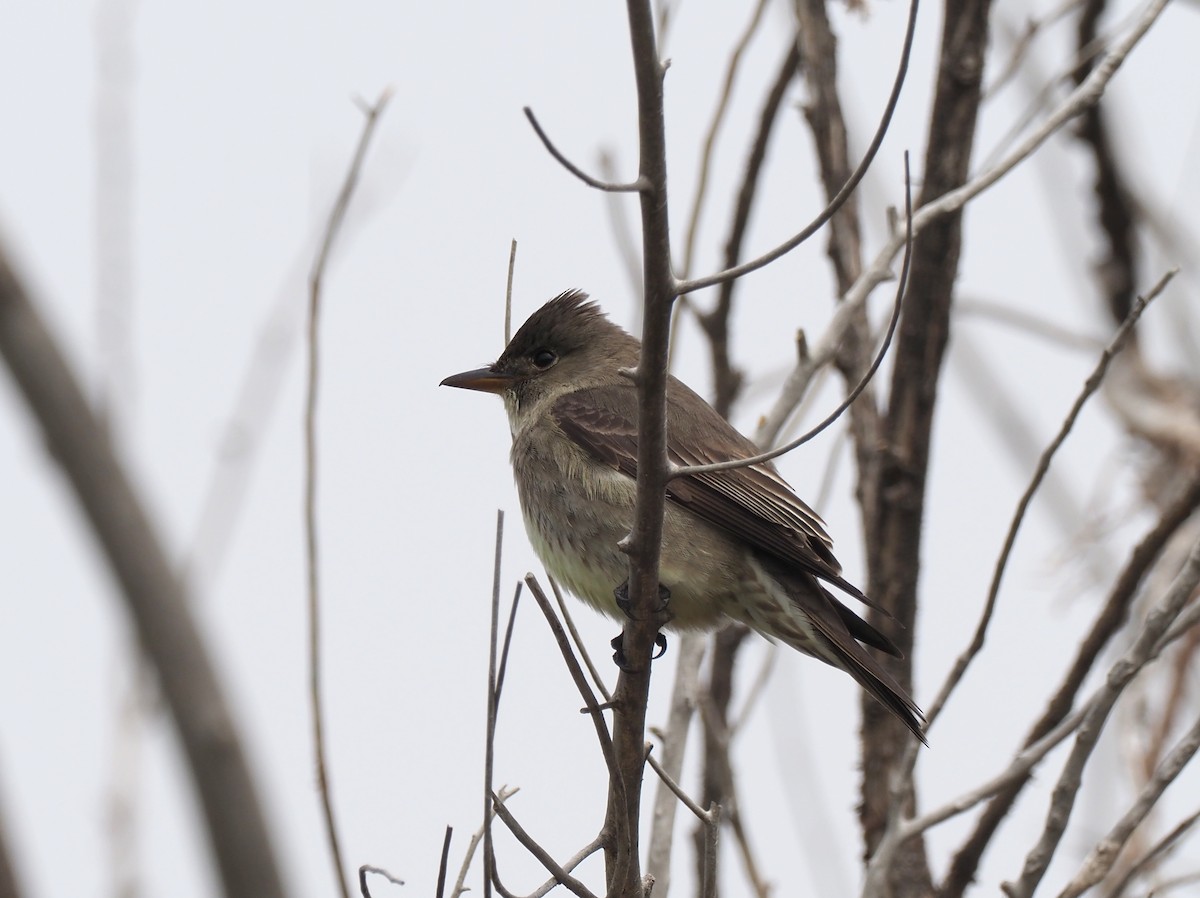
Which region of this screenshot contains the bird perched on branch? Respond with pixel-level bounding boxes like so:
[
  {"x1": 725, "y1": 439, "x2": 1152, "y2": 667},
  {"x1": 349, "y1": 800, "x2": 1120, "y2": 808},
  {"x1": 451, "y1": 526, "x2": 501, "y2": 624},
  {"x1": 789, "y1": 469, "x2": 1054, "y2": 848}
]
[{"x1": 442, "y1": 290, "x2": 925, "y2": 743}]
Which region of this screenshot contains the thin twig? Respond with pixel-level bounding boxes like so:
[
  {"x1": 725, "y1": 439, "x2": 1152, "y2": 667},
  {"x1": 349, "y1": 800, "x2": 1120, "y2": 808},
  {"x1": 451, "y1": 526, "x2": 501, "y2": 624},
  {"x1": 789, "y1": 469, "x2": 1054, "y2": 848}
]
[
  {"x1": 956, "y1": 298, "x2": 1106, "y2": 352},
  {"x1": 670, "y1": 154, "x2": 913, "y2": 479},
  {"x1": 524, "y1": 575, "x2": 619, "y2": 777},
  {"x1": 549, "y1": 576, "x2": 612, "y2": 703},
  {"x1": 676, "y1": 0, "x2": 918, "y2": 296},
  {"x1": 1003, "y1": 535, "x2": 1200, "y2": 898},
  {"x1": 698, "y1": 38, "x2": 801, "y2": 417},
  {"x1": 451, "y1": 785, "x2": 518, "y2": 898},
  {"x1": 939, "y1": 471, "x2": 1200, "y2": 898},
  {"x1": 763, "y1": 0, "x2": 1170, "y2": 457},
  {"x1": 437, "y1": 826, "x2": 454, "y2": 898},
  {"x1": 700, "y1": 802, "x2": 721, "y2": 898},
  {"x1": 306, "y1": 88, "x2": 392, "y2": 898},
  {"x1": 1057, "y1": 711, "x2": 1200, "y2": 898},
  {"x1": 678, "y1": 0, "x2": 771, "y2": 278},
  {"x1": 645, "y1": 749, "x2": 713, "y2": 824},
  {"x1": 645, "y1": 632, "x2": 705, "y2": 895},
  {"x1": 505, "y1": 240, "x2": 517, "y2": 344},
  {"x1": 359, "y1": 864, "x2": 405, "y2": 897},
  {"x1": 924, "y1": 270, "x2": 1174, "y2": 732},
  {"x1": 484, "y1": 510, "x2": 505, "y2": 898},
  {"x1": 523, "y1": 107, "x2": 644, "y2": 193},
  {"x1": 1105, "y1": 809, "x2": 1200, "y2": 898},
  {"x1": 493, "y1": 583, "x2": 523, "y2": 713},
  {"x1": 491, "y1": 794, "x2": 602, "y2": 898}
]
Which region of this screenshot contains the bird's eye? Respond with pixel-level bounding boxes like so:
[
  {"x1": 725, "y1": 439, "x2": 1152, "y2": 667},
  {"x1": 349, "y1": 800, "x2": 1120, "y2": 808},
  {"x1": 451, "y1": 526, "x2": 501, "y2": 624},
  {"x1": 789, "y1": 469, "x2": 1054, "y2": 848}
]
[{"x1": 531, "y1": 349, "x2": 557, "y2": 369}]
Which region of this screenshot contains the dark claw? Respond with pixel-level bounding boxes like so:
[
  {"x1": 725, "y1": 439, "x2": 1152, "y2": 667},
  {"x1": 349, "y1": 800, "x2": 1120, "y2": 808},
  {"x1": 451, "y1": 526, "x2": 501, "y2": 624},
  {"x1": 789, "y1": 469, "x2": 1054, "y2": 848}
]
[
  {"x1": 653, "y1": 632, "x2": 668, "y2": 659},
  {"x1": 613, "y1": 581, "x2": 672, "y2": 619},
  {"x1": 614, "y1": 581, "x2": 633, "y2": 619},
  {"x1": 610, "y1": 631, "x2": 669, "y2": 669},
  {"x1": 611, "y1": 632, "x2": 633, "y2": 671},
  {"x1": 655, "y1": 584, "x2": 671, "y2": 614}
]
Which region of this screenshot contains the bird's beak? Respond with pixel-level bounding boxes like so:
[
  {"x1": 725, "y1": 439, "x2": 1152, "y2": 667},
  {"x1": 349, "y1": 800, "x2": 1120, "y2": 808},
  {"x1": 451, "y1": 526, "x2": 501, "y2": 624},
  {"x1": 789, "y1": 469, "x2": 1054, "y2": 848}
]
[{"x1": 440, "y1": 366, "x2": 514, "y2": 394}]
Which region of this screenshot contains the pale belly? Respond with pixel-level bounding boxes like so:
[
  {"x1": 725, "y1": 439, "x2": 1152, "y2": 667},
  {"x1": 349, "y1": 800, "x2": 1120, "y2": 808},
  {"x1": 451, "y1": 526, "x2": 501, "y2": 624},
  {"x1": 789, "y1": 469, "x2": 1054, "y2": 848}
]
[{"x1": 517, "y1": 473, "x2": 755, "y2": 631}]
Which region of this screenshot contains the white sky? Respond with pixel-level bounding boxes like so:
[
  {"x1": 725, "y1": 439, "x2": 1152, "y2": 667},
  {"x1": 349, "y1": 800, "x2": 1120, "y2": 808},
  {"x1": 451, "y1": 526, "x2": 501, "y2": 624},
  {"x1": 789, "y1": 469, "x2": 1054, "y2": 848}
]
[{"x1": 2, "y1": 1, "x2": 1199, "y2": 897}]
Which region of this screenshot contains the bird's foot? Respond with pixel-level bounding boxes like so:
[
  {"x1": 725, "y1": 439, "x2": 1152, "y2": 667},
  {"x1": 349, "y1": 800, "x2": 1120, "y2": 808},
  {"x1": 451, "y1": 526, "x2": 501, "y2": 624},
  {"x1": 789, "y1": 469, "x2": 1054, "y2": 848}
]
[
  {"x1": 613, "y1": 581, "x2": 672, "y2": 619},
  {"x1": 610, "y1": 631, "x2": 669, "y2": 670}
]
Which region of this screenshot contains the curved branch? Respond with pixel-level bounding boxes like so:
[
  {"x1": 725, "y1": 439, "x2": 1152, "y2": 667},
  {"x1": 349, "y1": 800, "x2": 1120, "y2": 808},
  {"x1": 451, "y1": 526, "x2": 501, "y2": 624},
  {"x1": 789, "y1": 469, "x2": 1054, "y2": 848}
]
[
  {"x1": 669, "y1": 156, "x2": 913, "y2": 480},
  {"x1": 524, "y1": 107, "x2": 644, "y2": 193},
  {"x1": 675, "y1": 0, "x2": 919, "y2": 296},
  {"x1": 1, "y1": 216, "x2": 286, "y2": 898}
]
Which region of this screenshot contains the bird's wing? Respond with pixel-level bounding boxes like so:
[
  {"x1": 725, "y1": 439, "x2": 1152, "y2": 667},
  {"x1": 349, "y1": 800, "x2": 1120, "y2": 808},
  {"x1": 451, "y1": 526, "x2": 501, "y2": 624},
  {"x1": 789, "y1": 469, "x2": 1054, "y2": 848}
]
[{"x1": 551, "y1": 381, "x2": 882, "y2": 610}]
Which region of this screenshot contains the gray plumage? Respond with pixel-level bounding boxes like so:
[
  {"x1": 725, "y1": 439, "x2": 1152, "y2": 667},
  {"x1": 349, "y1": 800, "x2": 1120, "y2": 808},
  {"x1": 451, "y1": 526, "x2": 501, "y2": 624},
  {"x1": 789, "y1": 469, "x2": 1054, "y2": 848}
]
[{"x1": 442, "y1": 290, "x2": 925, "y2": 743}]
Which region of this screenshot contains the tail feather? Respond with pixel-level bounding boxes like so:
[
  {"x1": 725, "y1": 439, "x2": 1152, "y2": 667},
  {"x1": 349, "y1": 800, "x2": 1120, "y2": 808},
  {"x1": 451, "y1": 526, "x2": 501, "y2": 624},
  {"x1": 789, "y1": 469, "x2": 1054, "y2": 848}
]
[{"x1": 754, "y1": 556, "x2": 927, "y2": 744}]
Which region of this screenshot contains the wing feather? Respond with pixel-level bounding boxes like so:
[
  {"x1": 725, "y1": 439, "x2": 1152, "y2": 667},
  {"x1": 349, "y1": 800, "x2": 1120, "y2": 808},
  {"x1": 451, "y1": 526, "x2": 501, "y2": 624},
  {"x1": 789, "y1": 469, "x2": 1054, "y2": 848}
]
[{"x1": 551, "y1": 381, "x2": 887, "y2": 613}]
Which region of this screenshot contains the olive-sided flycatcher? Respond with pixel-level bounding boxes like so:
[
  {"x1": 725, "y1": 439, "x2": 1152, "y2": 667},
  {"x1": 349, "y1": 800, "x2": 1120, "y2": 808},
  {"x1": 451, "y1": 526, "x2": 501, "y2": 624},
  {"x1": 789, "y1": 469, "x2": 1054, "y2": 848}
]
[{"x1": 442, "y1": 290, "x2": 924, "y2": 742}]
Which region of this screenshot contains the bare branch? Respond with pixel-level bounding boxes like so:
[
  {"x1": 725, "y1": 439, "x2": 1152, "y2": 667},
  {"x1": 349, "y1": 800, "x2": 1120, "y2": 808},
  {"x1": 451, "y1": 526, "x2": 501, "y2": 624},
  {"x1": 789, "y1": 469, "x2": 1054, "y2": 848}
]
[
  {"x1": 306, "y1": 89, "x2": 393, "y2": 898},
  {"x1": 484, "y1": 510, "x2": 506, "y2": 898},
  {"x1": 676, "y1": 0, "x2": 918, "y2": 296},
  {"x1": 1057, "y1": 711, "x2": 1200, "y2": 898},
  {"x1": 505, "y1": 239, "x2": 517, "y2": 344},
  {"x1": 523, "y1": 575, "x2": 619, "y2": 778},
  {"x1": 1, "y1": 188, "x2": 288, "y2": 898},
  {"x1": 451, "y1": 786, "x2": 519, "y2": 898},
  {"x1": 924, "y1": 270, "x2": 1174, "y2": 731},
  {"x1": 698, "y1": 39, "x2": 801, "y2": 418},
  {"x1": 765, "y1": 0, "x2": 1168, "y2": 463},
  {"x1": 1003, "y1": 535, "x2": 1200, "y2": 898},
  {"x1": 645, "y1": 750, "x2": 713, "y2": 826},
  {"x1": 523, "y1": 107, "x2": 644, "y2": 193},
  {"x1": 605, "y1": 2, "x2": 677, "y2": 893},
  {"x1": 1105, "y1": 809, "x2": 1200, "y2": 898},
  {"x1": 940, "y1": 463, "x2": 1200, "y2": 897},
  {"x1": 492, "y1": 794, "x2": 602, "y2": 898},
  {"x1": 700, "y1": 802, "x2": 721, "y2": 898},
  {"x1": 437, "y1": 826, "x2": 454, "y2": 898},
  {"x1": 669, "y1": 159, "x2": 912, "y2": 480},
  {"x1": 645, "y1": 632, "x2": 705, "y2": 895},
  {"x1": 678, "y1": 0, "x2": 771, "y2": 279},
  {"x1": 956, "y1": 298, "x2": 1106, "y2": 352},
  {"x1": 549, "y1": 576, "x2": 613, "y2": 704},
  {"x1": 359, "y1": 864, "x2": 405, "y2": 897}
]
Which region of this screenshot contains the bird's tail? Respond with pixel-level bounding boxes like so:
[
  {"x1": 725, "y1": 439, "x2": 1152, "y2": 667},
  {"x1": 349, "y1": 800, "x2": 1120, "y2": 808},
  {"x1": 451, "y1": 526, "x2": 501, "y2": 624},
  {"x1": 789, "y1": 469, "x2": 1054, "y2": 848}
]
[{"x1": 754, "y1": 556, "x2": 927, "y2": 744}]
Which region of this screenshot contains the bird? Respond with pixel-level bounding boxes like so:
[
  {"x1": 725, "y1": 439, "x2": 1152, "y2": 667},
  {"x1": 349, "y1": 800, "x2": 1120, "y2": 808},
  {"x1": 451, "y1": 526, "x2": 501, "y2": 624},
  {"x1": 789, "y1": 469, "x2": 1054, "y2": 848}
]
[{"x1": 441, "y1": 289, "x2": 925, "y2": 742}]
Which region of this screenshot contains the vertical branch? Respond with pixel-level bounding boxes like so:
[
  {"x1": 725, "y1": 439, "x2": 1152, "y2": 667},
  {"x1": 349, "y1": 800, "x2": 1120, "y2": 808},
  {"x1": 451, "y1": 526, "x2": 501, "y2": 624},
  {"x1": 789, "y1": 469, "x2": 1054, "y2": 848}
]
[
  {"x1": 484, "y1": 512, "x2": 507, "y2": 898},
  {"x1": 859, "y1": 2, "x2": 993, "y2": 896},
  {"x1": 792, "y1": 0, "x2": 883, "y2": 523},
  {"x1": 698, "y1": 41, "x2": 801, "y2": 419},
  {"x1": 306, "y1": 90, "x2": 392, "y2": 898},
  {"x1": 605, "y1": 2, "x2": 677, "y2": 895}
]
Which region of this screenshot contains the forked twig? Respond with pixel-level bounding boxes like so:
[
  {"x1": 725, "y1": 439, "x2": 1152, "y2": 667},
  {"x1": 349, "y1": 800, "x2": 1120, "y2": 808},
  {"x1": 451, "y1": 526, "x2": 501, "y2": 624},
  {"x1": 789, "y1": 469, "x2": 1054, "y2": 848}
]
[
  {"x1": 451, "y1": 786, "x2": 518, "y2": 898},
  {"x1": 1003, "y1": 536, "x2": 1200, "y2": 898},
  {"x1": 1105, "y1": 808, "x2": 1200, "y2": 898},
  {"x1": 491, "y1": 794, "x2": 602, "y2": 898},
  {"x1": 1056, "y1": 711, "x2": 1200, "y2": 898}
]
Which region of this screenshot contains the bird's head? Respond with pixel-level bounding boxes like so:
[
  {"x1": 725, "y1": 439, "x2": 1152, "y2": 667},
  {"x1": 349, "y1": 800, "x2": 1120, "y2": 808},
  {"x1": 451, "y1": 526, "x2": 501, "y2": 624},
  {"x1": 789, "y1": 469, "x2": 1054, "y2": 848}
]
[{"x1": 441, "y1": 290, "x2": 639, "y2": 426}]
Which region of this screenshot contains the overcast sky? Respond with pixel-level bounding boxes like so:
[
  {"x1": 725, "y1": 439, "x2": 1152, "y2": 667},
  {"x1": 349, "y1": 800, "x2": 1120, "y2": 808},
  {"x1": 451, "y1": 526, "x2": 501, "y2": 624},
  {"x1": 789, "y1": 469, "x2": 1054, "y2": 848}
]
[{"x1": 2, "y1": 1, "x2": 1199, "y2": 897}]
